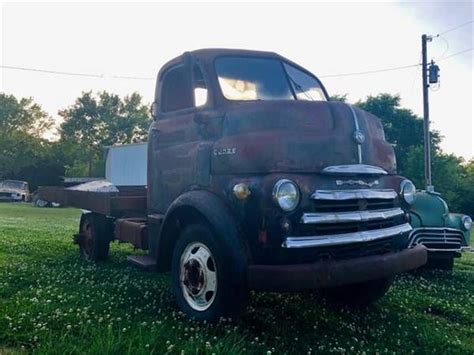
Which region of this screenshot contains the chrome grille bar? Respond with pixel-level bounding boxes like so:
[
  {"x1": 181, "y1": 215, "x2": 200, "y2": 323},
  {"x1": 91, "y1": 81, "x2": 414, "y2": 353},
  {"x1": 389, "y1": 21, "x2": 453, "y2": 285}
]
[
  {"x1": 408, "y1": 228, "x2": 467, "y2": 251},
  {"x1": 282, "y1": 223, "x2": 412, "y2": 249},
  {"x1": 311, "y1": 189, "x2": 397, "y2": 201},
  {"x1": 301, "y1": 208, "x2": 404, "y2": 224},
  {"x1": 322, "y1": 164, "x2": 388, "y2": 175}
]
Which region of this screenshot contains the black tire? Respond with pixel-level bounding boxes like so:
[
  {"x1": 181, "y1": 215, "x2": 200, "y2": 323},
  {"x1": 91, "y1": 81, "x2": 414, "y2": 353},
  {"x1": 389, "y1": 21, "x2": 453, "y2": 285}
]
[
  {"x1": 425, "y1": 256, "x2": 454, "y2": 271},
  {"x1": 34, "y1": 198, "x2": 50, "y2": 208},
  {"x1": 78, "y1": 213, "x2": 112, "y2": 262},
  {"x1": 321, "y1": 278, "x2": 394, "y2": 307},
  {"x1": 171, "y1": 223, "x2": 249, "y2": 322}
]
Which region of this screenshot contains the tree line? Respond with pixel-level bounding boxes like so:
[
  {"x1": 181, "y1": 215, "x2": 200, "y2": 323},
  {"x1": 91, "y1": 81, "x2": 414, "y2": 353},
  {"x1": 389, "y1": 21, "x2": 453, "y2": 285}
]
[{"x1": 0, "y1": 91, "x2": 472, "y2": 217}]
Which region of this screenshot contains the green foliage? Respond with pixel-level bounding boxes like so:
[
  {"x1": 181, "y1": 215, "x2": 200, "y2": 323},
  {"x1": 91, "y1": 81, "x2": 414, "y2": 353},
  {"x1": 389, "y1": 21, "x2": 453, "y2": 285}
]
[
  {"x1": 0, "y1": 93, "x2": 60, "y2": 189},
  {"x1": 58, "y1": 91, "x2": 151, "y2": 176},
  {"x1": 353, "y1": 93, "x2": 472, "y2": 216},
  {"x1": 0, "y1": 204, "x2": 473, "y2": 354}
]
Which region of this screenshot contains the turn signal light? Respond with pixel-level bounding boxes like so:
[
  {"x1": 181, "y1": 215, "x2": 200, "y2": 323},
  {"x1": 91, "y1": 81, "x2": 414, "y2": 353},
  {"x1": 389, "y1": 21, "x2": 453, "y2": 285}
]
[{"x1": 233, "y1": 183, "x2": 251, "y2": 200}]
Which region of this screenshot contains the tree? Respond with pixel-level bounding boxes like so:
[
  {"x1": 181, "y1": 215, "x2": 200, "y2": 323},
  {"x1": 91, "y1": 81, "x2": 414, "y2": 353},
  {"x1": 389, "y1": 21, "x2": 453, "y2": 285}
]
[
  {"x1": 349, "y1": 93, "x2": 468, "y2": 214},
  {"x1": 59, "y1": 91, "x2": 151, "y2": 176},
  {"x1": 0, "y1": 93, "x2": 55, "y2": 184}
]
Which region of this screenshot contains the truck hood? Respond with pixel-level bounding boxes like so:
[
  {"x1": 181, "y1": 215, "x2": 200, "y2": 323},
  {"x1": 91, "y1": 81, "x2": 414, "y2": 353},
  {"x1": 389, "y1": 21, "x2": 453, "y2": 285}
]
[{"x1": 211, "y1": 101, "x2": 396, "y2": 175}]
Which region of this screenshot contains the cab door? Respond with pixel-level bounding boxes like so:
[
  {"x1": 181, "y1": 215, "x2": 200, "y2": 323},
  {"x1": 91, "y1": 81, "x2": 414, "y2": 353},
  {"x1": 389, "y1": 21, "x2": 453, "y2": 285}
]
[{"x1": 148, "y1": 57, "x2": 213, "y2": 213}]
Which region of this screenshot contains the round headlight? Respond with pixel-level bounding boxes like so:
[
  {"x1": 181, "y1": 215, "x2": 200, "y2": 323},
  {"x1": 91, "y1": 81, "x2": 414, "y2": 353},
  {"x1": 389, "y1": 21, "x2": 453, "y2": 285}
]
[
  {"x1": 400, "y1": 180, "x2": 416, "y2": 205},
  {"x1": 462, "y1": 216, "x2": 472, "y2": 231},
  {"x1": 273, "y1": 179, "x2": 300, "y2": 212}
]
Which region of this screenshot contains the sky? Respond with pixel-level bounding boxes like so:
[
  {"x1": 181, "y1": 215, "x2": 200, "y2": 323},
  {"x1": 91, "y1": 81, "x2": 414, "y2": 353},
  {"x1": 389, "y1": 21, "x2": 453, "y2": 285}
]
[{"x1": 1, "y1": 1, "x2": 473, "y2": 159}]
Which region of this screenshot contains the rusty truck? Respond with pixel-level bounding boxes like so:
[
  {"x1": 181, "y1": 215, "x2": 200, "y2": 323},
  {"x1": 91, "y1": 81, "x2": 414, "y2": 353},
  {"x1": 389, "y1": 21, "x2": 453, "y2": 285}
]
[{"x1": 40, "y1": 49, "x2": 428, "y2": 321}]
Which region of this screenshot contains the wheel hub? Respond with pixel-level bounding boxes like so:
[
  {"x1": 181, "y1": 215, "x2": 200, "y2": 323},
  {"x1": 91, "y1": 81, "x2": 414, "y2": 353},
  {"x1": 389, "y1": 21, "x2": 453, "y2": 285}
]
[
  {"x1": 180, "y1": 242, "x2": 217, "y2": 311},
  {"x1": 183, "y1": 258, "x2": 205, "y2": 295}
]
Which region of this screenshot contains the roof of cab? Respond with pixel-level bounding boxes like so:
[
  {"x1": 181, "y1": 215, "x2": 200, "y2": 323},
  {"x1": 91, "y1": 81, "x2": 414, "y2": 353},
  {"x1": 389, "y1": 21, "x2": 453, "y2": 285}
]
[{"x1": 158, "y1": 48, "x2": 283, "y2": 77}]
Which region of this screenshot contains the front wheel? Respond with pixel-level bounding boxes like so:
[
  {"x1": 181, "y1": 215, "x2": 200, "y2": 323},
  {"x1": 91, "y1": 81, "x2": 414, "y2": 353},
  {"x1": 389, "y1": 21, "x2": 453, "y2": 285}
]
[
  {"x1": 320, "y1": 278, "x2": 394, "y2": 307},
  {"x1": 171, "y1": 223, "x2": 248, "y2": 321}
]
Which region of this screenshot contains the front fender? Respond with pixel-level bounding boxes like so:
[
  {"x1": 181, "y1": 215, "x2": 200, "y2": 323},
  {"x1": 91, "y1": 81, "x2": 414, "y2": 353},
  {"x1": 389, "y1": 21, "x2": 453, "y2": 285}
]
[
  {"x1": 445, "y1": 213, "x2": 471, "y2": 246},
  {"x1": 408, "y1": 191, "x2": 448, "y2": 227},
  {"x1": 154, "y1": 190, "x2": 248, "y2": 271}
]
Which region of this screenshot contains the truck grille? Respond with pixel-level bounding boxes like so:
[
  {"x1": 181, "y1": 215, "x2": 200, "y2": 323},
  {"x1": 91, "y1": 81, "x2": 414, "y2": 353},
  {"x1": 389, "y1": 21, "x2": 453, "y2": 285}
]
[
  {"x1": 0, "y1": 192, "x2": 13, "y2": 198},
  {"x1": 282, "y1": 189, "x2": 411, "y2": 249},
  {"x1": 408, "y1": 228, "x2": 466, "y2": 252}
]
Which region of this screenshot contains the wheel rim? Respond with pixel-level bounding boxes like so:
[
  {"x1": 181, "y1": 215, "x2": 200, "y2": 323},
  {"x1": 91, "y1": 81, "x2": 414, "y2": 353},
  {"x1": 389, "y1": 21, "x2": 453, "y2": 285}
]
[
  {"x1": 180, "y1": 242, "x2": 217, "y2": 311},
  {"x1": 80, "y1": 219, "x2": 93, "y2": 259}
]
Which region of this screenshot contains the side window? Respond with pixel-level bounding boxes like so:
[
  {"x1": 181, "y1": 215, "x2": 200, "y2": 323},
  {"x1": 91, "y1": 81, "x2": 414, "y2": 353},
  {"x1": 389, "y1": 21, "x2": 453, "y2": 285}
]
[
  {"x1": 283, "y1": 63, "x2": 327, "y2": 101},
  {"x1": 161, "y1": 65, "x2": 193, "y2": 112},
  {"x1": 193, "y1": 64, "x2": 208, "y2": 107}
]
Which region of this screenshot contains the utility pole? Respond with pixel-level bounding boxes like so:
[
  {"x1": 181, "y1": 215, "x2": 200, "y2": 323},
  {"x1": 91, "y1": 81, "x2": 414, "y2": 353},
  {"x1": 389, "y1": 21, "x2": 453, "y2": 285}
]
[{"x1": 421, "y1": 34, "x2": 433, "y2": 191}]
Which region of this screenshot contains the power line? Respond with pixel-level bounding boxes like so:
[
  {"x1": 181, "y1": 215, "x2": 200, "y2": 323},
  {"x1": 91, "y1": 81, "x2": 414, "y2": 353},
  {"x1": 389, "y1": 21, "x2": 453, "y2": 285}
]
[
  {"x1": 319, "y1": 63, "x2": 421, "y2": 78},
  {"x1": 437, "y1": 20, "x2": 473, "y2": 36},
  {"x1": 437, "y1": 47, "x2": 473, "y2": 61},
  {"x1": 0, "y1": 64, "x2": 154, "y2": 80},
  {"x1": 1, "y1": 51, "x2": 469, "y2": 82}
]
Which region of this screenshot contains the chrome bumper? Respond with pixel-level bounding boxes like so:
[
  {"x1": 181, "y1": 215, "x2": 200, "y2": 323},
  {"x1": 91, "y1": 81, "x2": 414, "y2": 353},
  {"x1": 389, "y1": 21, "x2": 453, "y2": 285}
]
[
  {"x1": 408, "y1": 227, "x2": 469, "y2": 252},
  {"x1": 282, "y1": 223, "x2": 412, "y2": 248}
]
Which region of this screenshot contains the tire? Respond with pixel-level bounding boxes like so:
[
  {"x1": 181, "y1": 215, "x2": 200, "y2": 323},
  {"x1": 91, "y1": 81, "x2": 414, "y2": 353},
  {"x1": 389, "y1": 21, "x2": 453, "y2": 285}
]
[
  {"x1": 171, "y1": 223, "x2": 249, "y2": 322},
  {"x1": 320, "y1": 277, "x2": 394, "y2": 307},
  {"x1": 35, "y1": 198, "x2": 50, "y2": 208},
  {"x1": 78, "y1": 213, "x2": 112, "y2": 262},
  {"x1": 425, "y1": 256, "x2": 454, "y2": 271}
]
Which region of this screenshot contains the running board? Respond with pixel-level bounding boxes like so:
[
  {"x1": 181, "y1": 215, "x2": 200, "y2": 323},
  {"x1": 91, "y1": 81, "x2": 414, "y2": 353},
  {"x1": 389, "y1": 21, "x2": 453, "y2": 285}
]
[{"x1": 127, "y1": 255, "x2": 157, "y2": 270}]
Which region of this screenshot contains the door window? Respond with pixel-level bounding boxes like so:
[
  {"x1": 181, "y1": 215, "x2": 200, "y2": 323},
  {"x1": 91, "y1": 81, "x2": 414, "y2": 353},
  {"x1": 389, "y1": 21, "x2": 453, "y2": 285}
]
[{"x1": 161, "y1": 65, "x2": 193, "y2": 112}]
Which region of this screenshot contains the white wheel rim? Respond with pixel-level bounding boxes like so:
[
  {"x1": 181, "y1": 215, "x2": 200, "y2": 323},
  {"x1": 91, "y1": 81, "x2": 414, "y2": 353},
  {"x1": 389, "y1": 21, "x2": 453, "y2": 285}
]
[{"x1": 180, "y1": 242, "x2": 217, "y2": 311}]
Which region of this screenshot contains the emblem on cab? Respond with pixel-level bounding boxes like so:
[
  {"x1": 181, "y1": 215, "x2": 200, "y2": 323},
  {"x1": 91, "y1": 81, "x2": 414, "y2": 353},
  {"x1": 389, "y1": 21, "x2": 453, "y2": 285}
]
[
  {"x1": 336, "y1": 179, "x2": 379, "y2": 187},
  {"x1": 213, "y1": 147, "x2": 236, "y2": 156},
  {"x1": 353, "y1": 130, "x2": 365, "y2": 144}
]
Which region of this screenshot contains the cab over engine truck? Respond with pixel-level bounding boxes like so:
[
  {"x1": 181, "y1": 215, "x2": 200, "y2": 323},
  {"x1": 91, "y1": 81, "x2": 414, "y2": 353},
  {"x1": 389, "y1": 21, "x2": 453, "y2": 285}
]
[{"x1": 40, "y1": 49, "x2": 428, "y2": 321}]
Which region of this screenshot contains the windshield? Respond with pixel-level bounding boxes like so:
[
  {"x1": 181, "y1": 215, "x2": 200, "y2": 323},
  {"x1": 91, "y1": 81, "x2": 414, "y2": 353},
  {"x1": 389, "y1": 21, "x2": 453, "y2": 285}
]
[
  {"x1": 0, "y1": 181, "x2": 26, "y2": 190},
  {"x1": 215, "y1": 57, "x2": 327, "y2": 102}
]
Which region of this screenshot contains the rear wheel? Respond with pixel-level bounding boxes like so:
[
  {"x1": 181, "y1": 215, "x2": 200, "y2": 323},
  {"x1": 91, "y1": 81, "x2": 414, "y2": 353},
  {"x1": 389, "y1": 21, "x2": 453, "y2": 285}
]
[
  {"x1": 78, "y1": 213, "x2": 112, "y2": 262},
  {"x1": 320, "y1": 278, "x2": 394, "y2": 307},
  {"x1": 171, "y1": 223, "x2": 248, "y2": 321}
]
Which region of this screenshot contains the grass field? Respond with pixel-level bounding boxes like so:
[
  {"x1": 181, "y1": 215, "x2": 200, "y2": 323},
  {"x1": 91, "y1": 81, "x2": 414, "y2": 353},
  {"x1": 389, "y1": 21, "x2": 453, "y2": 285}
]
[{"x1": 0, "y1": 203, "x2": 473, "y2": 354}]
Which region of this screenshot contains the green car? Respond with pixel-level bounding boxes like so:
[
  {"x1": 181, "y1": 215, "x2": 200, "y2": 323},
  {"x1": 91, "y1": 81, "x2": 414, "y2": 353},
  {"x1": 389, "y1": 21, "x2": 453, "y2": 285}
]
[{"x1": 407, "y1": 190, "x2": 471, "y2": 270}]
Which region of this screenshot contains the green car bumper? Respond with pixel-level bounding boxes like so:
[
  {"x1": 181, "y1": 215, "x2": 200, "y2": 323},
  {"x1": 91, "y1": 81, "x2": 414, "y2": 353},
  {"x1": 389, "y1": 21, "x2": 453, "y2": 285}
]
[{"x1": 408, "y1": 191, "x2": 471, "y2": 253}]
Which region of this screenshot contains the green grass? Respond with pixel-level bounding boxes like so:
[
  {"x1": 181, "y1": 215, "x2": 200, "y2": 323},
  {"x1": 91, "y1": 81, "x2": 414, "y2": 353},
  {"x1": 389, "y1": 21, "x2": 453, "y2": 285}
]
[{"x1": 0, "y1": 203, "x2": 473, "y2": 354}]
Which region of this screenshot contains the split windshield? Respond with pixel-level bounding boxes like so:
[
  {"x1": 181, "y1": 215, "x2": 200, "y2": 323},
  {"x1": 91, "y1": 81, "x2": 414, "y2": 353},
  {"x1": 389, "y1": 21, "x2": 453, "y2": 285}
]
[{"x1": 215, "y1": 57, "x2": 327, "y2": 102}]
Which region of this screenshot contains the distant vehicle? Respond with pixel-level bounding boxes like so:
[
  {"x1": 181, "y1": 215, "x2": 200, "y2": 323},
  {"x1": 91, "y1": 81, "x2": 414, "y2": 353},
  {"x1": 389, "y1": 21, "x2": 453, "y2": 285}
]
[
  {"x1": 408, "y1": 190, "x2": 471, "y2": 270},
  {"x1": 0, "y1": 180, "x2": 30, "y2": 202},
  {"x1": 34, "y1": 177, "x2": 102, "y2": 207},
  {"x1": 40, "y1": 48, "x2": 428, "y2": 321}
]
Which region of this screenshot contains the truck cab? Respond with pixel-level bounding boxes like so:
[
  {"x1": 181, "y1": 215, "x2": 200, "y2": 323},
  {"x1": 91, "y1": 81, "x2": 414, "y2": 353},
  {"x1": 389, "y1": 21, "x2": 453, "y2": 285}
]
[
  {"x1": 145, "y1": 49, "x2": 426, "y2": 319},
  {"x1": 41, "y1": 48, "x2": 428, "y2": 321}
]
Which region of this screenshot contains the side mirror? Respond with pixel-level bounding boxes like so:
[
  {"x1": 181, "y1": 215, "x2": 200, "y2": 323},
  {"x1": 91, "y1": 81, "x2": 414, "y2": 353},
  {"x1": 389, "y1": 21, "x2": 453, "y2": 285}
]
[{"x1": 150, "y1": 102, "x2": 158, "y2": 119}]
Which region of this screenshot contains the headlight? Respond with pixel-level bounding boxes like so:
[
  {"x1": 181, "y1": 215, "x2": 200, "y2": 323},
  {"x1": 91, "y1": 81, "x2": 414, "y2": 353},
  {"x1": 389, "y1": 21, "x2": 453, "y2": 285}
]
[
  {"x1": 462, "y1": 216, "x2": 472, "y2": 231},
  {"x1": 273, "y1": 179, "x2": 300, "y2": 212},
  {"x1": 400, "y1": 180, "x2": 416, "y2": 205}
]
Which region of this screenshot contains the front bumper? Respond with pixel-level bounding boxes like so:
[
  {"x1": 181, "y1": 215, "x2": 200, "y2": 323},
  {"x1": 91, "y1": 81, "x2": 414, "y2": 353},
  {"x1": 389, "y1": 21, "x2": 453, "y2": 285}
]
[
  {"x1": 408, "y1": 228, "x2": 470, "y2": 253},
  {"x1": 248, "y1": 244, "x2": 427, "y2": 291}
]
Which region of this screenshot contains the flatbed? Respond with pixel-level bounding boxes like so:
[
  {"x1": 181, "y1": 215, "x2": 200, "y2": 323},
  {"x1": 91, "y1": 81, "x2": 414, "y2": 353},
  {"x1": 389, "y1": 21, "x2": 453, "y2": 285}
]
[{"x1": 39, "y1": 181, "x2": 146, "y2": 217}]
